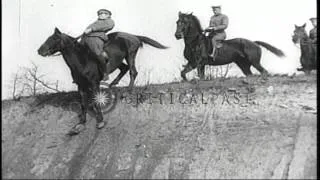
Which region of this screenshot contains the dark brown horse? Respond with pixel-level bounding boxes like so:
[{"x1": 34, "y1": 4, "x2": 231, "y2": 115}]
[
  {"x1": 292, "y1": 23, "x2": 317, "y2": 74},
  {"x1": 38, "y1": 28, "x2": 167, "y2": 135},
  {"x1": 174, "y1": 12, "x2": 285, "y2": 80}
]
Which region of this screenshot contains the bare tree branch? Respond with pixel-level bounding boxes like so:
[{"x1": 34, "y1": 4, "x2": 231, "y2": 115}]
[
  {"x1": 9, "y1": 63, "x2": 61, "y2": 99},
  {"x1": 12, "y1": 73, "x2": 21, "y2": 100},
  {"x1": 35, "y1": 78, "x2": 61, "y2": 93},
  {"x1": 24, "y1": 62, "x2": 61, "y2": 94}
]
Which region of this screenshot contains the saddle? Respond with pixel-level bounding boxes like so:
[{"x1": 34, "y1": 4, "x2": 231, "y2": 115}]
[{"x1": 204, "y1": 35, "x2": 224, "y2": 56}]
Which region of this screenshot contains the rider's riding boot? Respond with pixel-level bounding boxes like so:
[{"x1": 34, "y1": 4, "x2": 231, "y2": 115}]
[
  {"x1": 100, "y1": 52, "x2": 109, "y2": 81},
  {"x1": 103, "y1": 62, "x2": 110, "y2": 81},
  {"x1": 209, "y1": 46, "x2": 216, "y2": 60},
  {"x1": 209, "y1": 39, "x2": 217, "y2": 60},
  {"x1": 97, "y1": 55, "x2": 107, "y2": 73}
]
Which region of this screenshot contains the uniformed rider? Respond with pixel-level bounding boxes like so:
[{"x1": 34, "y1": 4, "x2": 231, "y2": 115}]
[
  {"x1": 81, "y1": 9, "x2": 115, "y2": 81},
  {"x1": 205, "y1": 5, "x2": 229, "y2": 60}
]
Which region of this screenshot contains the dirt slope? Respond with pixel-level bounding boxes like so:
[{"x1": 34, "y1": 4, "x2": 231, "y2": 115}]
[{"x1": 2, "y1": 74, "x2": 317, "y2": 179}]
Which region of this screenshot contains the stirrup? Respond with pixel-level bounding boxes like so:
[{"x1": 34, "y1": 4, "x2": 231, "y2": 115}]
[{"x1": 209, "y1": 52, "x2": 216, "y2": 59}]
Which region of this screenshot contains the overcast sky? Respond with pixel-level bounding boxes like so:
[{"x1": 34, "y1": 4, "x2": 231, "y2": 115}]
[{"x1": 2, "y1": 0, "x2": 317, "y2": 99}]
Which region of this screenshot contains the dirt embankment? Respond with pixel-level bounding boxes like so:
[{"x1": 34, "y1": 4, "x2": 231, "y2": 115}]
[{"x1": 2, "y1": 74, "x2": 317, "y2": 179}]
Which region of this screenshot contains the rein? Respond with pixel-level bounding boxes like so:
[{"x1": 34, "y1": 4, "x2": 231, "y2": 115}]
[{"x1": 181, "y1": 31, "x2": 210, "y2": 38}]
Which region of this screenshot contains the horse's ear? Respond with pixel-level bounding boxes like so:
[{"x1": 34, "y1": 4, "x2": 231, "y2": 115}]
[
  {"x1": 54, "y1": 27, "x2": 61, "y2": 34},
  {"x1": 302, "y1": 23, "x2": 306, "y2": 28},
  {"x1": 179, "y1": 11, "x2": 182, "y2": 17},
  {"x1": 294, "y1": 24, "x2": 298, "y2": 29},
  {"x1": 190, "y1": 12, "x2": 193, "y2": 15}
]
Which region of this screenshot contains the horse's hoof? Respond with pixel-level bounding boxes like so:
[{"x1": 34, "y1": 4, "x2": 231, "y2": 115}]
[
  {"x1": 181, "y1": 77, "x2": 188, "y2": 82},
  {"x1": 190, "y1": 78, "x2": 199, "y2": 84},
  {"x1": 67, "y1": 130, "x2": 80, "y2": 136},
  {"x1": 96, "y1": 122, "x2": 105, "y2": 129},
  {"x1": 67, "y1": 124, "x2": 85, "y2": 136}
]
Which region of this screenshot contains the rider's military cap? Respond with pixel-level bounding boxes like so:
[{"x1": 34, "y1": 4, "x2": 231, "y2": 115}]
[
  {"x1": 309, "y1": 17, "x2": 317, "y2": 21},
  {"x1": 211, "y1": 5, "x2": 221, "y2": 9},
  {"x1": 97, "y1": 9, "x2": 112, "y2": 15}
]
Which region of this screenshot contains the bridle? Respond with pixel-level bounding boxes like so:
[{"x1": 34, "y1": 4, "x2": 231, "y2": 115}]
[
  {"x1": 49, "y1": 34, "x2": 84, "y2": 56},
  {"x1": 177, "y1": 20, "x2": 208, "y2": 40},
  {"x1": 177, "y1": 16, "x2": 216, "y2": 40}
]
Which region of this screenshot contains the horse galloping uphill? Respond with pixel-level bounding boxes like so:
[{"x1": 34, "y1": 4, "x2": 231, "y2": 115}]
[
  {"x1": 175, "y1": 12, "x2": 286, "y2": 81},
  {"x1": 38, "y1": 28, "x2": 168, "y2": 135}
]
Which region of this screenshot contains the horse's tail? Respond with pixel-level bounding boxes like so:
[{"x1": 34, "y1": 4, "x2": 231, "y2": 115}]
[
  {"x1": 254, "y1": 41, "x2": 286, "y2": 57},
  {"x1": 136, "y1": 36, "x2": 169, "y2": 49}
]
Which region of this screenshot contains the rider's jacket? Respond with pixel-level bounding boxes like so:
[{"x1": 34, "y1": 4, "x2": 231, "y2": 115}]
[
  {"x1": 86, "y1": 18, "x2": 115, "y2": 41},
  {"x1": 209, "y1": 13, "x2": 229, "y2": 40}
]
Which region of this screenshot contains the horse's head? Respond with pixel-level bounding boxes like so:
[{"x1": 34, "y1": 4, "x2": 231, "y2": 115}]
[
  {"x1": 175, "y1": 12, "x2": 202, "y2": 39},
  {"x1": 292, "y1": 23, "x2": 308, "y2": 44},
  {"x1": 38, "y1": 27, "x2": 66, "y2": 57}
]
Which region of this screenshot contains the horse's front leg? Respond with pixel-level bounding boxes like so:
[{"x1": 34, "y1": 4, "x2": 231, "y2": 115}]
[
  {"x1": 196, "y1": 56, "x2": 206, "y2": 80},
  {"x1": 196, "y1": 43, "x2": 208, "y2": 80},
  {"x1": 92, "y1": 83, "x2": 105, "y2": 129},
  {"x1": 67, "y1": 87, "x2": 88, "y2": 136},
  {"x1": 197, "y1": 65, "x2": 205, "y2": 80},
  {"x1": 181, "y1": 62, "x2": 195, "y2": 81},
  {"x1": 79, "y1": 87, "x2": 88, "y2": 124}
]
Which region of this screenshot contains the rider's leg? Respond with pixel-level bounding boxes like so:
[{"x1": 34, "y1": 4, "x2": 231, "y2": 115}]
[
  {"x1": 86, "y1": 38, "x2": 110, "y2": 80},
  {"x1": 95, "y1": 40, "x2": 111, "y2": 81},
  {"x1": 100, "y1": 51, "x2": 110, "y2": 81},
  {"x1": 96, "y1": 54, "x2": 107, "y2": 73},
  {"x1": 209, "y1": 33, "x2": 226, "y2": 60},
  {"x1": 85, "y1": 38, "x2": 107, "y2": 68},
  {"x1": 209, "y1": 38, "x2": 217, "y2": 59}
]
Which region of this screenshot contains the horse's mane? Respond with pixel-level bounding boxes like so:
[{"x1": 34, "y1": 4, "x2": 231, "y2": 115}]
[
  {"x1": 61, "y1": 33, "x2": 97, "y2": 66},
  {"x1": 63, "y1": 34, "x2": 86, "y2": 51},
  {"x1": 189, "y1": 14, "x2": 204, "y2": 33}
]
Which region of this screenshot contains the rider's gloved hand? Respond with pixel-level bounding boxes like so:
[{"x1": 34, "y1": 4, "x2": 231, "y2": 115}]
[{"x1": 205, "y1": 27, "x2": 216, "y2": 32}]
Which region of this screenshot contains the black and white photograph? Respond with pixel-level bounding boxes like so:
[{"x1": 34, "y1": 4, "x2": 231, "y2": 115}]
[{"x1": 2, "y1": 0, "x2": 317, "y2": 179}]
